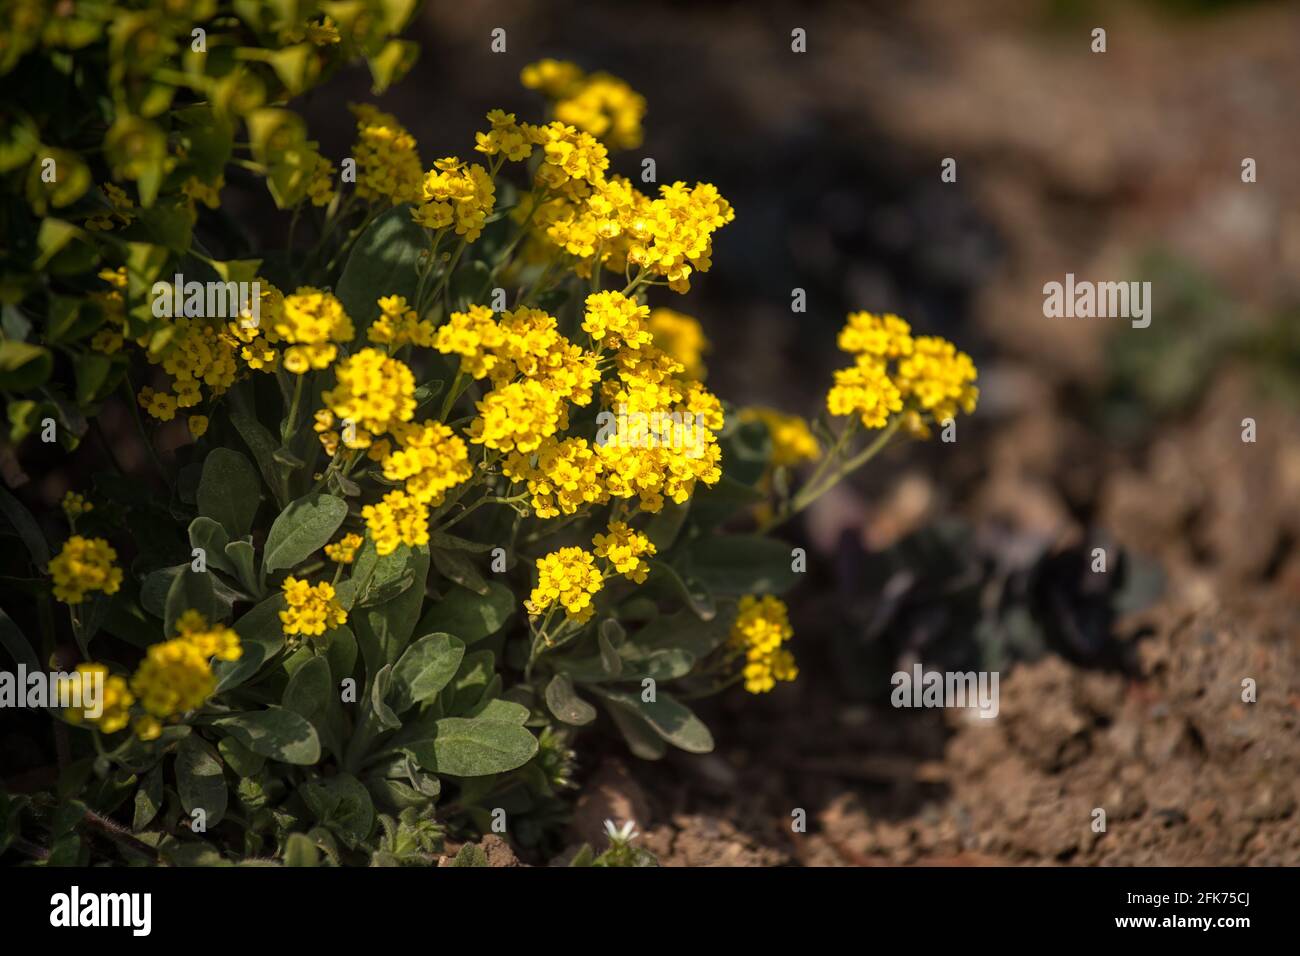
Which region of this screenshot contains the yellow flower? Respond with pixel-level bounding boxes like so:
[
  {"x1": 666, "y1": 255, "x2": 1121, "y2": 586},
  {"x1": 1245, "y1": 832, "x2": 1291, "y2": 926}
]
[
  {"x1": 361, "y1": 490, "x2": 429, "y2": 556},
  {"x1": 826, "y1": 360, "x2": 902, "y2": 429},
  {"x1": 647, "y1": 308, "x2": 709, "y2": 381},
  {"x1": 592, "y1": 521, "x2": 656, "y2": 583},
  {"x1": 323, "y1": 348, "x2": 416, "y2": 437},
  {"x1": 48, "y1": 535, "x2": 122, "y2": 604},
  {"x1": 520, "y1": 59, "x2": 585, "y2": 98},
  {"x1": 554, "y1": 73, "x2": 646, "y2": 150},
  {"x1": 434, "y1": 304, "x2": 505, "y2": 379},
  {"x1": 382, "y1": 421, "x2": 473, "y2": 506},
  {"x1": 469, "y1": 379, "x2": 569, "y2": 454},
  {"x1": 351, "y1": 103, "x2": 423, "y2": 205},
  {"x1": 521, "y1": 61, "x2": 646, "y2": 150},
  {"x1": 138, "y1": 386, "x2": 178, "y2": 422},
  {"x1": 582, "y1": 290, "x2": 653, "y2": 350},
  {"x1": 279, "y1": 576, "x2": 348, "y2": 638},
  {"x1": 133, "y1": 715, "x2": 162, "y2": 741},
  {"x1": 188, "y1": 414, "x2": 209, "y2": 439},
  {"x1": 729, "y1": 595, "x2": 797, "y2": 694},
  {"x1": 474, "y1": 109, "x2": 533, "y2": 162},
  {"x1": 275, "y1": 287, "x2": 354, "y2": 373},
  {"x1": 324, "y1": 533, "x2": 364, "y2": 564},
  {"x1": 837, "y1": 311, "x2": 914, "y2": 360},
  {"x1": 528, "y1": 547, "x2": 603, "y2": 623},
  {"x1": 60, "y1": 491, "x2": 93, "y2": 520},
  {"x1": 368, "y1": 295, "x2": 434, "y2": 349},
  {"x1": 504, "y1": 437, "x2": 606, "y2": 518},
  {"x1": 740, "y1": 407, "x2": 820, "y2": 467},
  {"x1": 174, "y1": 609, "x2": 242, "y2": 661},
  {"x1": 412, "y1": 156, "x2": 496, "y2": 241},
  {"x1": 60, "y1": 663, "x2": 133, "y2": 735},
  {"x1": 893, "y1": 335, "x2": 979, "y2": 426},
  {"x1": 131, "y1": 638, "x2": 216, "y2": 718},
  {"x1": 84, "y1": 182, "x2": 134, "y2": 231}
]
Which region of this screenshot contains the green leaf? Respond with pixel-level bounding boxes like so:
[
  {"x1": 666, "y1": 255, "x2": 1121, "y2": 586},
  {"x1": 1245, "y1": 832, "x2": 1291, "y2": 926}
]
[
  {"x1": 164, "y1": 566, "x2": 218, "y2": 637},
  {"x1": 0, "y1": 341, "x2": 53, "y2": 391},
  {"x1": 407, "y1": 718, "x2": 538, "y2": 777},
  {"x1": 188, "y1": 517, "x2": 235, "y2": 575},
  {"x1": 370, "y1": 664, "x2": 401, "y2": 730},
  {"x1": 131, "y1": 765, "x2": 164, "y2": 832},
  {"x1": 416, "y1": 580, "x2": 513, "y2": 646},
  {"x1": 430, "y1": 547, "x2": 488, "y2": 595},
  {"x1": 283, "y1": 832, "x2": 320, "y2": 867},
  {"x1": 390, "y1": 633, "x2": 465, "y2": 713},
  {"x1": 646, "y1": 559, "x2": 716, "y2": 620},
  {"x1": 597, "y1": 689, "x2": 714, "y2": 754},
  {"x1": 545, "y1": 674, "x2": 596, "y2": 726},
  {"x1": 213, "y1": 707, "x2": 321, "y2": 765},
  {"x1": 300, "y1": 773, "x2": 375, "y2": 849},
  {"x1": 678, "y1": 535, "x2": 801, "y2": 596},
  {"x1": 284, "y1": 655, "x2": 332, "y2": 722},
  {"x1": 335, "y1": 203, "x2": 425, "y2": 330},
  {"x1": 175, "y1": 736, "x2": 227, "y2": 826},
  {"x1": 224, "y1": 540, "x2": 259, "y2": 595},
  {"x1": 467, "y1": 698, "x2": 529, "y2": 724},
  {"x1": 605, "y1": 702, "x2": 668, "y2": 760},
  {"x1": 213, "y1": 594, "x2": 286, "y2": 692},
  {"x1": 0, "y1": 485, "x2": 50, "y2": 566},
  {"x1": 353, "y1": 546, "x2": 429, "y2": 672},
  {"x1": 217, "y1": 736, "x2": 265, "y2": 778},
  {"x1": 262, "y1": 492, "x2": 347, "y2": 575},
  {"x1": 452, "y1": 843, "x2": 488, "y2": 867},
  {"x1": 197, "y1": 448, "x2": 262, "y2": 539},
  {"x1": 445, "y1": 649, "x2": 494, "y2": 715},
  {"x1": 228, "y1": 388, "x2": 287, "y2": 507}
]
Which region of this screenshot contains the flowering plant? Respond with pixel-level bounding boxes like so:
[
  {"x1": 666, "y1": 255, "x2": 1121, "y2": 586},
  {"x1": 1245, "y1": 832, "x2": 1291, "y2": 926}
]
[{"x1": 0, "y1": 8, "x2": 976, "y2": 865}]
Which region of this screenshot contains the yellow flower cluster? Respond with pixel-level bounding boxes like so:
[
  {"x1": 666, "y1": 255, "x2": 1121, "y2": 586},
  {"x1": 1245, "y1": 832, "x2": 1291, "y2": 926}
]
[
  {"x1": 174, "y1": 610, "x2": 243, "y2": 662},
  {"x1": 470, "y1": 379, "x2": 570, "y2": 454},
  {"x1": 740, "y1": 407, "x2": 821, "y2": 467},
  {"x1": 62, "y1": 612, "x2": 237, "y2": 739},
  {"x1": 582, "y1": 291, "x2": 653, "y2": 350},
  {"x1": 729, "y1": 595, "x2": 798, "y2": 694},
  {"x1": 592, "y1": 521, "x2": 656, "y2": 583},
  {"x1": 368, "y1": 295, "x2": 435, "y2": 349},
  {"x1": 227, "y1": 281, "x2": 287, "y2": 372},
  {"x1": 412, "y1": 156, "x2": 496, "y2": 241},
  {"x1": 280, "y1": 576, "x2": 348, "y2": 638},
  {"x1": 48, "y1": 536, "x2": 122, "y2": 605},
  {"x1": 84, "y1": 182, "x2": 134, "y2": 232},
  {"x1": 351, "y1": 103, "x2": 424, "y2": 206},
  {"x1": 322, "y1": 347, "x2": 416, "y2": 437},
  {"x1": 827, "y1": 312, "x2": 978, "y2": 434},
  {"x1": 273, "y1": 287, "x2": 355, "y2": 374},
  {"x1": 474, "y1": 110, "x2": 534, "y2": 162},
  {"x1": 527, "y1": 546, "x2": 604, "y2": 623},
  {"x1": 362, "y1": 489, "x2": 430, "y2": 556},
  {"x1": 136, "y1": 316, "x2": 240, "y2": 420},
  {"x1": 521, "y1": 60, "x2": 646, "y2": 150},
  {"x1": 647, "y1": 308, "x2": 709, "y2": 381},
  {"x1": 131, "y1": 638, "x2": 219, "y2": 722},
  {"x1": 61, "y1": 664, "x2": 133, "y2": 735},
  {"x1": 536, "y1": 176, "x2": 734, "y2": 293},
  {"x1": 60, "y1": 491, "x2": 92, "y2": 520},
  {"x1": 503, "y1": 437, "x2": 605, "y2": 518},
  {"x1": 382, "y1": 421, "x2": 473, "y2": 506},
  {"x1": 324, "y1": 533, "x2": 364, "y2": 564},
  {"x1": 126, "y1": 610, "x2": 242, "y2": 733},
  {"x1": 89, "y1": 268, "x2": 128, "y2": 354}
]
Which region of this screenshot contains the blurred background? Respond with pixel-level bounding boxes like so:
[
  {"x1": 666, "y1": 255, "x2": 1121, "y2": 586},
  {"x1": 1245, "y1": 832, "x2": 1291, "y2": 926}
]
[{"x1": 16, "y1": 0, "x2": 1300, "y2": 864}]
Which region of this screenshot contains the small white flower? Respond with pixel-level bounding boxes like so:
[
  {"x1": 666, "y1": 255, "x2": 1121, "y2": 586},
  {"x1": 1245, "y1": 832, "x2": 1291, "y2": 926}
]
[{"x1": 603, "y1": 818, "x2": 639, "y2": 845}]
